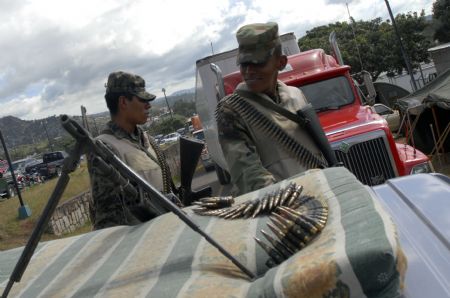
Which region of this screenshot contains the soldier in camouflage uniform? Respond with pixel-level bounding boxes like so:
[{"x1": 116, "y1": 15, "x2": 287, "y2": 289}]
[
  {"x1": 216, "y1": 22, "x2": 327, "y2": 195},
  {"x1": 89, "y1": 71, "x2": 174, "y2": 230}
]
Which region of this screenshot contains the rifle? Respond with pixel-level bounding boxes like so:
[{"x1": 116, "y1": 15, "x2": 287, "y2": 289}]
[
  {"x1": 178, "y1": 136, "x2": 212, "y2": 205},
  {"x1": 1, "y1": 115, "x2": 254, "y2": 298}
]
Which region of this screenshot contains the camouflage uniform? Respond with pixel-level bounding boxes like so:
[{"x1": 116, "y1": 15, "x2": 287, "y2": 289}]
[
  {"x1": 89, "y1": 71, "x2": 173, "y2": 230},
  {"x1": 216, "y1": 23, "x2": 326, "y2": 195}
]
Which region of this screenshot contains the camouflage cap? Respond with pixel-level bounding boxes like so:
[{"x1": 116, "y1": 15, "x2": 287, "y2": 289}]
[
  {"x1": 236, "y1": 22, "x2": 281, "y2": 65},
  {"x1": 105, "y1": 71, "x2": 156, "y2": 101}
]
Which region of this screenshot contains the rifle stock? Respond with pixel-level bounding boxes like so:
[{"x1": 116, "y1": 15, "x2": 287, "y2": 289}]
[{"x1": 179, "y1": 136, "x2": 212, "y2": 205}]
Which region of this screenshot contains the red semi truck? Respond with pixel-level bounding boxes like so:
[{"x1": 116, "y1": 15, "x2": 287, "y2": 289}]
[{"x1": 194, "y1": 32, "x2": 433, "y2": 185}]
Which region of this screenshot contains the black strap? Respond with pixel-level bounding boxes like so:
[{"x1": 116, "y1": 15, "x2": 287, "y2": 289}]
[{"x1": 235, "y1": 90, "x2": 309, "y2": 127}]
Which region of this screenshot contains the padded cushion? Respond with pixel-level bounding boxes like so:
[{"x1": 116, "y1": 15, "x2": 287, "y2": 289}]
[{"x1": 0, "y1": 167, "x2": 406, "y2": 297}]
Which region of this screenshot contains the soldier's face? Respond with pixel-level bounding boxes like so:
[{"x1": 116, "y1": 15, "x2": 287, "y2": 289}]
[
  {"x1": 123, "y1": 95, "x2": 151, "y2": 125},
  {"x1": 240, "y1": 54, "x2": 286, "y2": 94}
]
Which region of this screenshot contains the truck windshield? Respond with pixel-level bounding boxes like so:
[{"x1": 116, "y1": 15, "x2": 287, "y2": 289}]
[{"x1": 298, "y1": 76, "x2": 355, "y2": 111}]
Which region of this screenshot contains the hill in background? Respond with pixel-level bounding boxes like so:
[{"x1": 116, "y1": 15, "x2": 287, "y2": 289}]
[{"x1": 0, "y1": 89, "x2": 195, "y2": 155}]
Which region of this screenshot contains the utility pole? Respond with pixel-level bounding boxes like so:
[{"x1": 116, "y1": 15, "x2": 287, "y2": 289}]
[
  {"x1": 346, "y1": 3, "x2": 364, "y2": 71},
  {"x1": 384, "y1": 0, "x2": 418, "y2": 91},
  {"x1": 162, "y1": 88, "x2": 174, "y2": 121},
  {"x1": 41, "y1": 120, "x2": 54, "y2": 151}
]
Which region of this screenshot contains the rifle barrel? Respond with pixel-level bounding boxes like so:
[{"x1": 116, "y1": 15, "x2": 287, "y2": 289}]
[{"x1": 61, "y1": 115, "x2": 256, "y2": 280}]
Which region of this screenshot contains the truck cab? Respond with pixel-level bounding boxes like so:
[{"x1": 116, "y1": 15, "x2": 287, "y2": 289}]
[{"x1": 221, "y1": 49, "x2": 432, "y2": 186}]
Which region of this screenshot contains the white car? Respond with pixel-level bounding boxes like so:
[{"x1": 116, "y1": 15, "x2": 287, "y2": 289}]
[{"x1": 163, "y1": 132, "x2": 181, "y2": 144}]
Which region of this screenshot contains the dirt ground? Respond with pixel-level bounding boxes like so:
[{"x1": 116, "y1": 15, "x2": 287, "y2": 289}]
[{"x1": 430, "y1": 152, "x2": 450, "y2": 177}]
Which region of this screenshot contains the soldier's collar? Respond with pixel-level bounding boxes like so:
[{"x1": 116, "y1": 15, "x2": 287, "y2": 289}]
[{"x1": 105, "y1": 121, "x2": 141, "y2": 142}]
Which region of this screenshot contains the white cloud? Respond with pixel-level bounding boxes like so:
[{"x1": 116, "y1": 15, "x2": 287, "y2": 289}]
[{"x1": 0, "y1": 0, "x2": 435, "y2": 120}]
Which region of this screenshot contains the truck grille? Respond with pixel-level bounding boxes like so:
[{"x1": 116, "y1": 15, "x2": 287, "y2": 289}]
[{"x1": 332, "y1": 131, "x2": 397, "y2": 186}]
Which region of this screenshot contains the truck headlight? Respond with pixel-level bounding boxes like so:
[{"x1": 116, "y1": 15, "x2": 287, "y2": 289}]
[{"x1": 410, "y1": 162, "x2": 434, "y2": 174}]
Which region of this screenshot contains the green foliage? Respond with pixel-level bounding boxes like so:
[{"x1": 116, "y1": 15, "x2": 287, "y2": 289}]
[
  {"x1": 298, "y1": 11, "x2": 431, "y2": 80},
  {"x1": 0, "y1": 161, "x2": 91, "y2": 250},
  {"x1": 433, "y1": 0, "x2": 450, "y2": 43},
  {"x1": 147, "y1": 114, "x2": 186, "y2": 135},
  {"x1": 172, "y1": 100, "x2": 196, "y2": 117}
]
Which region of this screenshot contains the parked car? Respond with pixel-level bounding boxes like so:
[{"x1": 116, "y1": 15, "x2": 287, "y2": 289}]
[
  {"x1": 37, "y1": 151, "x2": 68, "y2": 179},
  {"x1": 163, "y1": 132, "x2": 181, "y2": 144},
  {"x1": 154, "y1": 134, "x2": 164, "y2": 144},
  {"x1": 192, "y1": 129, "x2": 214, "y2": 171},
  {"x1": 177, "y1": 127, "x2": 187, "y2": 136},
  {"x1": 24, "y1": 158, "x2": 43, "y2": 175},
  {"x1": 0, "y1": 173, "x2": 15, "y2": 199},
  {"x1": 372, "y1": 103, "x2": 401, "y2": 133},
  {"x1": 0, "y1": 157, "x2": 39, "y2": 197}
]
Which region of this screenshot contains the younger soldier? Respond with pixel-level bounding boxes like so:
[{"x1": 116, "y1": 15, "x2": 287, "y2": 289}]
[
  {"x1": 89, "y1": 71, "x2": 175, "y2": 230},
  {"x1": 216, "y1": 22, "x2": 327, "y2": 195}
]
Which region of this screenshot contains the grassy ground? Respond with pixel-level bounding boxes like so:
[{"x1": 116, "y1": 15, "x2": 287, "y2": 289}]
[{"x1": 0, "y1": 161, "x2": 91, "y2": 251}]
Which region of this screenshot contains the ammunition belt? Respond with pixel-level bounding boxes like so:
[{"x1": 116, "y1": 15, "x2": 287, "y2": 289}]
[
  {"x1": 218, "y1": 93, "x2": 327, "y2": 169},
  {"x1": 193, "y1": 182, "x2": 329, "y2": 267},
  {"x1": 148, "y1": 136, "x2": 173, "y2": 194}
]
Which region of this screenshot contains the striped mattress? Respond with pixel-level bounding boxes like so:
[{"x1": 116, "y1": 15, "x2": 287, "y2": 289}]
[{"x1": 0, "y1": 167, "x2": 406, "y2": 297}]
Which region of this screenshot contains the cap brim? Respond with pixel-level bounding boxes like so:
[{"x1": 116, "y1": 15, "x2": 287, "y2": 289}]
[
  {"x1": 134, "y1": 91, "x2": 156, "y2": 101},
  {"x1": 236, "y1": 49, "x2": 273, "y2": 65}
]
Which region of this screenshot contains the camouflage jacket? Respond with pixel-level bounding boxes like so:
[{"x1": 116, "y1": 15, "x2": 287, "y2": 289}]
[
  {"x1": 88, "y1": 121, "x2": 172, "y2": 230},
  {"x1": 216, "y1": 81, "x2": 326, "y2": 195}
]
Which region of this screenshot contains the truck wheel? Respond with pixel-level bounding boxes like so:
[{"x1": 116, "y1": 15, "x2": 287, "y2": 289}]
[
  {"x1": 56, "y1": 167, "x2": 62, "y2": 177},
  {"x1": 6, "y1": 185, "x2": 15, "y2": 199},
  {"x1": 214, "y1": 163, "x2": 231, "y2": 185}
]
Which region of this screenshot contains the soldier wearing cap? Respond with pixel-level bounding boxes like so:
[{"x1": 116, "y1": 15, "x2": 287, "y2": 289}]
[
  {"x1": 216, "y1": 22, "x2": 326, "y2": 195},
  {"x1": 89, "y1": 71, "x2": 175, "y2": 230}
]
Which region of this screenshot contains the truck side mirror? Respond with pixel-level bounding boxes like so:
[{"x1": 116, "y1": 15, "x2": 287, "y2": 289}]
[{"x1": 361, "y1": 71, "x2": 376, "y2": 106}]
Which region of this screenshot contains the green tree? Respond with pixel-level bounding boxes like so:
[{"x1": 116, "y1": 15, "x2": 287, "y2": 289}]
[
  {"x1": 172, "y1": 100, "x2": 196, "y2": 117},
  {"x1": 433, "y1": 0, "x2": 450, "y2": 43},
  {"x1": 298, "y1": 11, "x2": 430, "y2": 80},
  {"x1": 147, "y1": 115, "x2": 185, "y2": 135}
]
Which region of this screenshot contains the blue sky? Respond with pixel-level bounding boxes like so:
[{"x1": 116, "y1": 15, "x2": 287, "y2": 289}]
[{"x1": 0, "y1": 0, "x2": 435, "y2": 120}]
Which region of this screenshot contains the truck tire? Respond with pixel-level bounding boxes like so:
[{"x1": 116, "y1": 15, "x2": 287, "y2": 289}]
[
  {"x1": 6, "y1": 184, "x2": 15, "y2": 199},
  {"x1": 56, "y1": 167, "x2": 62, "y2": 177},
  {"x1": 214, "y1": 163, "x2": 231, "y2": 185}
]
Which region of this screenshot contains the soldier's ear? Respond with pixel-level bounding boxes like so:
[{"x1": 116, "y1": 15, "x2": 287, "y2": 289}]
[
  {"x1": 118, "y1": 95, "x2": 129, "y2": 111},
  {"x1": 279, "y1": 55, "x2": 288, "y2": 71}
]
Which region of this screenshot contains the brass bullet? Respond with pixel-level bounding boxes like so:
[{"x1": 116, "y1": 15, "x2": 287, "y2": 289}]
[
  {"x1": 266, "y1": 222, "x2": 302, "y2": 252},
  {"x1": 252, "y1": 200, "x2": 263, "y2": 218},
  {"x1": 280, "y1": 183, "x2": 295, "y2": 206},
  {"x1": 268, "y1": 193, "x2": 276, "y2": 211},
  {"x1": 243, "y1": 200, "x2": 257, "y2": 218},
  {"x1": 261, "y1": 195, "x2": 269, "y2": 213},
  {"x1": 273, "y1": 190, "x2": 283, "y2": 208},
  {"x1": 277, "y1": 207, "x2": 318, "y2": 234},
  {"x1": 261, "y1": 229, "x2": 294, "y2": 257},
  {"x1": 281, "y1": 206, "x2": 327, "y2": 229},
  {"x1": 254, "y1": 237, "x2": 284, "y2": 265},
  {"x1": 287, "y1": 185, "x2": 303, "y2": 206},
  {"x1": 269, "y1": 215, "x2": 289, "y2": 232}
]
